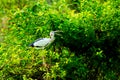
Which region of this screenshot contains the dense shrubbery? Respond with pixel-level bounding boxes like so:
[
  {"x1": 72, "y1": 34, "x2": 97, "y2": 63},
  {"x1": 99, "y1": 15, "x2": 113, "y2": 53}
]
[{"x1": 0, "y1": 0, "x2": 120, "y2": 80}]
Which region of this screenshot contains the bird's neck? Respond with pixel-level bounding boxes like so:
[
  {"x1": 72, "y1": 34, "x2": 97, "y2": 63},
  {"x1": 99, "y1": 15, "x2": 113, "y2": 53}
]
[{"x1": 50, "y1": 36, "x2": 55, "y2": 41}]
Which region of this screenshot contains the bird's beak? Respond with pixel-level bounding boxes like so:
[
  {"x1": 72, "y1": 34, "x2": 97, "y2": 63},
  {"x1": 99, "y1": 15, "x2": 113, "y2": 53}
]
[
  {"x1": 54, "y1": 30, "x2": 63, "y2": 36},
  {"x1": 54, "y1": 30, "x2": 63, "y2": 33}
]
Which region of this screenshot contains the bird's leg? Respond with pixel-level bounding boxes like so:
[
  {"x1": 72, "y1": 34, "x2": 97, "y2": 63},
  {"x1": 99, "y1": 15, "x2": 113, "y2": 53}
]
[
  {"x1": 41, "y1": 51, "x2": 50, "y2": 80},
  {"x1": 41, "y1": 47, "x2": 45, "y2": 49},
  {"x1": 40, "y1": 50, "x2": 48, "y2": 70},
  {"x1": 42, "y1": 56, "x2": 47, "y2": 68},
  {"x1": 42, "y1": 56, "x2": 51, "y2": 80}
]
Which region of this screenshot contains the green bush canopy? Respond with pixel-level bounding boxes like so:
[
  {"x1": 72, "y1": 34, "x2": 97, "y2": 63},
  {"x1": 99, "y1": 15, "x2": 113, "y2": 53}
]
[{"x1": 0, "y1": 0, "x2": 120, "y2": 80}]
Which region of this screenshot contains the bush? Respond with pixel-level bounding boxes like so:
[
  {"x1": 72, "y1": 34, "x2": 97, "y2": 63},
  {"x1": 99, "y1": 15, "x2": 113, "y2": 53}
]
[{"x1": 0, "y1": 0, "x2": 120, "y2": 79}]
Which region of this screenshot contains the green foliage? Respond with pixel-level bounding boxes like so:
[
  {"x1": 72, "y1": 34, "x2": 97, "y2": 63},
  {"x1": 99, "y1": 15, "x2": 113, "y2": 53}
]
[{"x1": 0, "y1": 0, "x2": 120, "y2": 80}]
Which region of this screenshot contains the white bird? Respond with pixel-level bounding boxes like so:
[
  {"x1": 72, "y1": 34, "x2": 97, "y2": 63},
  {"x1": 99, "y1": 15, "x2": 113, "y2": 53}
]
[{"x1": 29, "y1": 31, "x2": 61, "y2": 49}]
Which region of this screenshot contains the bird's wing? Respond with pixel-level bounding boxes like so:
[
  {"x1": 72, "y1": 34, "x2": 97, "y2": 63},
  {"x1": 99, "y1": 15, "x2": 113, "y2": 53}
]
[
  {"x1": 34, "y1": 38, "x2": 44, "y2": 42},
  {"x1": 33, "y1": 38, "x2": 51, "y2": 47}
]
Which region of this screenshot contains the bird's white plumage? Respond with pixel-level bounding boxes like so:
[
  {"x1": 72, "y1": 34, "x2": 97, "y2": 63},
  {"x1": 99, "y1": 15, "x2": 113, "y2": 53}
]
[
  {"x1": 33, "y1": 38, "x2": 54, "y2": 48},
  {"x1": 29, "y1": 31, "x2": 60, "y2": 49}
]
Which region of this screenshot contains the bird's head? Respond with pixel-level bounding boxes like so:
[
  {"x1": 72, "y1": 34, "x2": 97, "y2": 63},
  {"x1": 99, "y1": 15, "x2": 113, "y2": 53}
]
[{"x1": 50, "y1": 30, "x2": 63, "y2": 38}]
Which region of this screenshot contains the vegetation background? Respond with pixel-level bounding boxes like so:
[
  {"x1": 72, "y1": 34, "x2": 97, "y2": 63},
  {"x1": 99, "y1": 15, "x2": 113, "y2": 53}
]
[{"x1": 0, "y1": 0, "x2": 120, "y2": 80}]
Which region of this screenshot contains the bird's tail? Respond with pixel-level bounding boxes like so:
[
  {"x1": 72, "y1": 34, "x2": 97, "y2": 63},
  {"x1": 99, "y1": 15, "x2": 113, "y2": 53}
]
[{"x1": 29, "y1": 43, "x2": 34, "y2": 47}]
